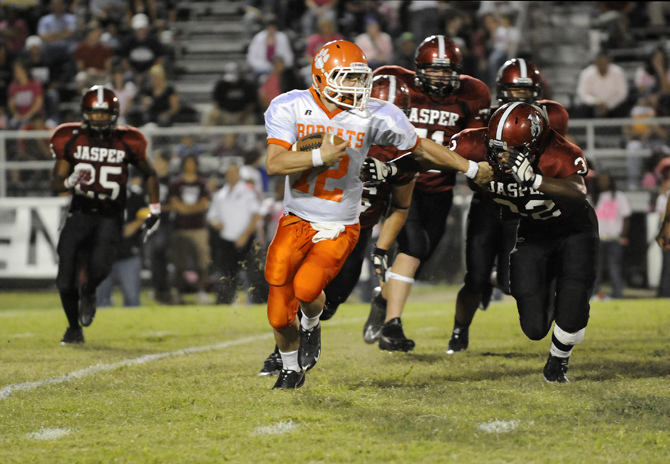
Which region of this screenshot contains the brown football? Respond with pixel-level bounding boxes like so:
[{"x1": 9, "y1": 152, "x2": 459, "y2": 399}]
[{"x1": 291, "y1": 132, "x2": 347, "y2": 152}]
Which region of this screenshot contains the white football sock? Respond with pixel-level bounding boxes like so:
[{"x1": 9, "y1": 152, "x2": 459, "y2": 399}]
[
  {"x1": 279, "y1": 349, "x2": 300, "y2": 372},
  {"x1": 301, "y1": 311, "x2": 322, "y2": 330}
]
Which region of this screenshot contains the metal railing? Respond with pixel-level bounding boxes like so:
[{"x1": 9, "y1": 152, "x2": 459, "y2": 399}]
[{"x1": 2, "y1": 117, "x2": 670, "y2": 197}]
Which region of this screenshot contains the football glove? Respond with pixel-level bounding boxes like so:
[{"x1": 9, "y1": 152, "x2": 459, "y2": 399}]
[
  {"x1": 64, "y1": 167, "x2": 92, "y2": 189},
  {"x1": 371, "y1": 247, "x2": 388, "y2": 282},
  {"x1": 360, "y1": 157, "x2": 397, "y2": 184},
  {"x1": 508, "y1": 149, "x2": 536, "y2": 187}
]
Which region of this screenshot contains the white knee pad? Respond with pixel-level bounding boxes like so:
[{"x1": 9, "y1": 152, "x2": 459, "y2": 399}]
[{"x1": 386, "y1": 271, "x2": 415, "y2": 284}]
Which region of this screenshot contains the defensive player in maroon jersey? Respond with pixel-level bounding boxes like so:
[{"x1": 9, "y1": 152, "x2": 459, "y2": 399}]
[
  {"x1": 51, "y1": 86, "x2": 160, "y2": 344},
  {"x1": 447, "y1": 58, "x2": 571, "y2": 354},
  {"x1": 259, "y1": 75, "x2": 419, "y2": 376},
  {"x1": 450, "y1": 102, "x2": 598, "y2": 382},
  {"x1": 363, "y1": 35, "x2": 491, "y2": 352}
]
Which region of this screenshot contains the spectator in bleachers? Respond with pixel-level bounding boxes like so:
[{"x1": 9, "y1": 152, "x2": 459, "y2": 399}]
[
  {"x1": 258, "y1": 56, "x2": 304, "y2": 111},
  {"x1": 89, "y1": 0, "x2": 127, "y2": 27},
  {"x1": 74, "y1": 21, "x2": 114, "y2": 93},
  {"x1": 573, "y1": 50, "x2": 630, "y2": 118},
  {"x1": 207, "y1": 162, "x2": 263, "y2": 305},
  {"x1": 206, "y1": 61, "x2": 258, "y2": 126},
  {"x1": 0, "y1": 6, "x2": 29, "y2": 55},
  {"x1": 656, "y1": 174, "x2": 670, "y2": 297},
  {"x1": 591, "y1": 1, "x2": 635, "y2": 50},
  {"x1": 591, "y1": 171, "x2": 631, "y2": 300},
  {"x1": 405, "y1": 0, "x2": 443, "y2": 43},
  {"x1": 634, "y1": 45, "x2": 670, "y2": 116},
  {"x1": 118, "y1": 13, "x2": 164, "y2": 89},
  {"x1": 354, "y1": 15, "x2": 393, "y2": 70},
  {"x1": 37, "y1": 0, "x2": 78, "y2": 58},
  {"x1": 168, "y1": 155, "x2": 212, "y2": 305},
  {"x1": 303, "y1": 16, "x2": 343, "y2": 66},
  {"x1": 300, "y1": 0, "x2": 338, "y2": 36},
  {"x1": 7, "y1": 59, "x2": 44, "y2": 130},
  {"x1": 22, "y1": 35, "x2": 62, "y2": 126},
  {"x1": 136, "y1": 63, "x2": 179, "y2": 127},
  {"x1": 246, "y1": 13, "x2": 294, "y2": 83},
  {"x1": 624, "y1": 93, "x2": 667, "y2": 189},
  {"x1": 105, "y1": 63, "x2": 137, "y2": 124},
  {"x1": 392, "y1": 32, "x2": 415, "y2": 70},
  {"x1": 471, "y1": 12, "x2": 497, "y2": 83},
  {"x1": 0, "y1": 41, "x2": 13, "y2": 129},
  {"x1": 97, "y1": 170, "x2": 147, "y2": 308},
  {"x1": 144, "y1": 150, "x2": 174, "y2": 304},
  {"x1": 486, "y1": 11, "x2": 519, "y2": 87}
]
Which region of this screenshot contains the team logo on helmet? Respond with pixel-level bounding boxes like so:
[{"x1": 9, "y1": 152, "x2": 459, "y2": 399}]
[
  {"x1": 314, "y1": 48, "x2": 330, "y2": 74},
  {"x1": 529, "y1": 113, "x2": 541, "y2": 139}
]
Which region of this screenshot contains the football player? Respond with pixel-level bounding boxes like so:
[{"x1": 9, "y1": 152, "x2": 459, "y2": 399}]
[
  {"x1": 263, "y1": 40, "x2": 492, "y2": 389},
  {"x1": 362, "y1": 35, "x2": 491, "y2": 352},
  {"x1": 450, "y1": 102, "x2": 598, "y2": 382},
  {"x1": 446, "y1": 58, "x2": 571, "y2": 354},
  {"x1": 259, "y1": 75, "x2": 419, "y2": 376},
  {"x1": 51, "y1": 86, "x2": 160, "y2": 344}
]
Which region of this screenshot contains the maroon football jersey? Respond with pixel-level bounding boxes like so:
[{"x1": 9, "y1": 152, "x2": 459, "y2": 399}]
[
  {"x1": 450, "y1": 127, "x2": 589, "y2": 222},
  {"x1": 359, "y1": 145, "x2": 417, "y2": 230},
  {"x1": 50, "y1": 122, "x2": 147, "y2": 212},
  {"x1": 373, "y1": 65, "x2": 491, "y2": 194},
  {"x1": 491, "y1": 99, "x2": 569, "y2": 137}
]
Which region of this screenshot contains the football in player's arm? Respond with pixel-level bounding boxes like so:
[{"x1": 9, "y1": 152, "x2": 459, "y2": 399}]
[
  {"x1": 51, "y1": 86, "x2": 160, "y2": 345},
  {"x1": 262, "y1": 40, "x2": 492, "y2": 390}
]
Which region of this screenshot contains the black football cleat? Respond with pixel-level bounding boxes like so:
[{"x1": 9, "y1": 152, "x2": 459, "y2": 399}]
[
  {"x1": 446, "y1": 326, "x2": 469, "y2": 354},
  {"x1": 272, "y1": 369, "x2": 305, "y2": 390},
  {"x1": 543, "y1": 355, "x2": 570, "y2": 383},
  {"x1": 299, "y1": 323, "x2": 321, "y2": 371},
  {"x1": 258, "y1": 350, "x2": 283, "y2": 377},
  {"x1": 378, "y1": 318, "x2": 415, "y2": 352},
  {"x1": 60, "y1": 326, "x2": 84, "y2": 345},
  {"x1": 319, "y1": 302, "x2": 337, "y2": 321},
  {"x1": 79, "y1": 291, "x2": 97, "y2": 327},
  {"x1": 363, "y1": 287, "x2": 387, "y2": 344}
]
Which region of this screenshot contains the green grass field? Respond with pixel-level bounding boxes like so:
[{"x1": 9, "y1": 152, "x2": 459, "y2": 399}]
[{"x1": 1, "y1": 286, "x2": 669, "y2": 463}]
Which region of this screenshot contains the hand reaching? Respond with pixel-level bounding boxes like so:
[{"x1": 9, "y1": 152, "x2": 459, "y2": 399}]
[{"x1": 64, "y1": 167, "x2": 92, "y2": 189}]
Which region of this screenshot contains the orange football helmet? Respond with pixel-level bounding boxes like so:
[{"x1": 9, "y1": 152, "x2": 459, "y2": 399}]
[{"x1": 312, "y1": 40, "x2": 373, "y2": 110}]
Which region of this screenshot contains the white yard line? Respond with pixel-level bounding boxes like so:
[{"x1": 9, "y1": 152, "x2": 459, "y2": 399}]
[{"x1": 1, "y1": 309, "x2": 441, "y2": 401}]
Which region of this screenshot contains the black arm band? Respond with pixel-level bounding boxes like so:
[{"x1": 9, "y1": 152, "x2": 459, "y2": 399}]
[
  {"x1": 390, "y1": 203, "x2": 410, "y2": 210},
  {"x1": 390, "y1": 154, "x2": 422, "y2": 175}
]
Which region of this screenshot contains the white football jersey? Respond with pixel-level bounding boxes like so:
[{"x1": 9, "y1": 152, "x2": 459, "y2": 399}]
[{"x1": 265, "y1": 88, "x2": 419, "y2": 224}]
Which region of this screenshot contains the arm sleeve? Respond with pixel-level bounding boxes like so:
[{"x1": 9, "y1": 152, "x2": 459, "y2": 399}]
[
  {"x1": 371, "y1": 104, "x2": 419, "y2": 151},
  {"x1": 264, "y1": 95, "x2": 297, "y2": 146}
]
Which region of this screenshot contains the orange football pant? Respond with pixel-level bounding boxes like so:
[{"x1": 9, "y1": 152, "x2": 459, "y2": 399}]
[{"x1": 265, "y1": 214, "x2": 360, "y2": 330}]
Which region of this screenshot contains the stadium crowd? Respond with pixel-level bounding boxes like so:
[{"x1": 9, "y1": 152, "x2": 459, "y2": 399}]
[{"x1": 3, "y1": 0, "x2": 670, "y2": 306}]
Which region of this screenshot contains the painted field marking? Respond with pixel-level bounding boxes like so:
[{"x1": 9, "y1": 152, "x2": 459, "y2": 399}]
[
  {"x1": 27, "y1": 428, "x2": 73, "y2": 441},
  {"x1": 1, "y1": 309, "x2": 443, "y2": 401}
]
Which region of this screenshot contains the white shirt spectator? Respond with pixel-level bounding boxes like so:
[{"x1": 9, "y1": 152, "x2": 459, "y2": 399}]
[
  {"x1": 246, "y1": 28, "x2": 294, "y2": 76},
  {"x1": 577, "y1": 60, "x2": 629, "y2": 110},
  {"x1": 594, "y1": 190, "x2": 632, "y2": 240},
  {"x1": 207, "y1": 178, "x2": 262, "y2": 242}
]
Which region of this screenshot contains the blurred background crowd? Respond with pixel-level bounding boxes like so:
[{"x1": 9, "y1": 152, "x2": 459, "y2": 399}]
[{"x1": 2, "y1": 0, "x2": 670, "y2": 302}]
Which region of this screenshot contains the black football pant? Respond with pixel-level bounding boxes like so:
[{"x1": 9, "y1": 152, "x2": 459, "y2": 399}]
[
  {"x1": 324, "y1": 227, "x2": 373, "y2": 312},
  {"x1": 510, "y1": 206, "x2": 599, "y2": 341},
  {"x1": 56, "y1": 211, "x2": 122, "y2": 327},
  {"x1": 463, "y1": 192, "x2": 517, "y2": 295}
]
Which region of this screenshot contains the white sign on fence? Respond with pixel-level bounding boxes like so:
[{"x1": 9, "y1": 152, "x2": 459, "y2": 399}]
[{"x1": 0, "y1": 197, "x2": 69, "y2": 278}]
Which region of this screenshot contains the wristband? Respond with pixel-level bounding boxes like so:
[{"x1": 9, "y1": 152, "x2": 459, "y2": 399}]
[
  {"x1": 464, "y1": 160, "x2": 479, "y2": 179},
  {"x1": 532, "y1": 174, "x2": 543, "y2": 190},
  {"x1": 372, "y1": 247, "x2": 387, "y2": 257},
  {"x1": 312, "y1": 148, "x2": 324, "y2": 167},
  {"x1": 149, "y1": 203, "x2": 161, "y2": 215},
  {"x1": 64, "y1": 177, "x2": 74, "y2": 189}
]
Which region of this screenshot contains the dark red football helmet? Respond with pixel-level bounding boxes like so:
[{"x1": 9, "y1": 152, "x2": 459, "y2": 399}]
[
  {"x1": 487, "y1": 102, "x2": 548, "y2": 175},
  {"x1": 81, "y1": 85, "x2": 120, "y2": 136},
  {"x1": 414, "y1": 35, "x2": 462, "y2": 97},
  {"x1": 496, "y1": 58, "x2": 542, "y2": 104},
  {"x1": 371, "y1": 74, "x2": 411, "y2": 115}
]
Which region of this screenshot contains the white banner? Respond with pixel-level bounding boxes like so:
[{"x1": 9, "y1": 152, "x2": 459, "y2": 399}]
[{"x1": 0, "y1": 197, "x2": 70, "y2": 278}]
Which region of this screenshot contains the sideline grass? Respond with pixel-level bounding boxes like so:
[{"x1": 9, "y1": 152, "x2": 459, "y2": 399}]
[{"x1": 1, "y1": 288, "x2": 669, "y2": 463}]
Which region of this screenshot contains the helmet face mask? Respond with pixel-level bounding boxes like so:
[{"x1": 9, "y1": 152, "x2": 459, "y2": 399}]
[
  {"x1": 81, "y1": 85, "x2": 120, "y2": 136},
  {"x1": 496, "y1": 58, "x2": 542, "y2": 104},
  {"x1": 487, "y1": 102, "x2": 548, "y2": 176},
  {"x1": 312, "y1": 40, "x2": 373, "y2": 110},
  {"x1": 414, "y1": 35, "x2": 462, "y2": 97}
]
